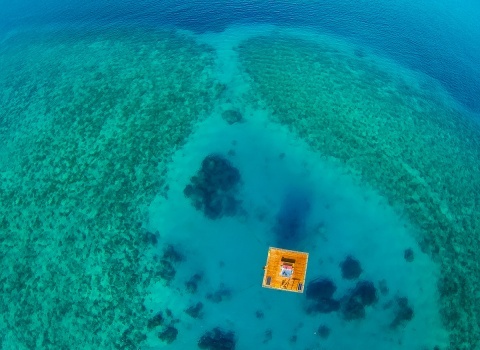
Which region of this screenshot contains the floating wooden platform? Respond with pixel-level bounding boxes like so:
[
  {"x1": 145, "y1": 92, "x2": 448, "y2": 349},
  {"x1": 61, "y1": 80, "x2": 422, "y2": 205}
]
[{"x1": 262, "y1": 247, "x2": 309, "y2": 293}]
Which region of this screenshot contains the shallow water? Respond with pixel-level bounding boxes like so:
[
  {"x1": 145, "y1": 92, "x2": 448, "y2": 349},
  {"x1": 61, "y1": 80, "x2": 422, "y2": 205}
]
[{"x1": 0, "y1": 1, "x2": 479, "y2": 350}]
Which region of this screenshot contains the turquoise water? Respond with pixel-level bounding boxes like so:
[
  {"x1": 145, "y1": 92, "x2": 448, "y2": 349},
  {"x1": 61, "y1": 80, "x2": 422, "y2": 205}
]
[{"x1": 0, "y1": 1, "x2": 479, "y2": 350}]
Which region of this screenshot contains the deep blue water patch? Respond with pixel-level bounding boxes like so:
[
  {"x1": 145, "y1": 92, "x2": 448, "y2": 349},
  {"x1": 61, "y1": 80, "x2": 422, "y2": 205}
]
[
  {"x1": 3, "y1": 0, "x2": 477, "y2": 113},
  {"x1": 273, "y1": 188, "x2": 312, "y2": 249}
]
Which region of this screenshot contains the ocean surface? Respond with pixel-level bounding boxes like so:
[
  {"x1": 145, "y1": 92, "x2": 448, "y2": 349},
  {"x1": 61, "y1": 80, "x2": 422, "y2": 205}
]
[{"x1": 0, "y1": 1, "x2": 479, "y2": 350}]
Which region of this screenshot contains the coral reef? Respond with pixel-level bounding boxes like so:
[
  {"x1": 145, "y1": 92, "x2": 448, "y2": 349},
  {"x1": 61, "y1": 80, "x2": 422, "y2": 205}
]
[
  {"x1": 334, "y1": 281, "x2": 378, "y2": 321},
  {"x1": 350, "y1": 280, "x2": 378, "y2": 306},
  {"x1": 150, "y1": 308, "x2": 179, "y2": 342},
  {"x1": 390, "y1": 297, "x2": 414, "y2": 329},
  {"x1": 198, "y1": 327, "x2": 236, "y2": 350},
  {"x1": 263, "y1": 329, "x2": 272, "y2": 344},
  {"x1": 156, "y1": 258, "x2": 177, "y2": 283},
  {"x1": 155, "y1": 245, "x2": 185, "y2": 284},
  {"x1": 404, "y1": 248, "x2": 415, "y2": 262},
  {"x1": 341, "y1": 297, "x2": 366, "y2": 321},
  {"x1": 158, "y1": 325, "x2": 178, "y2": 344},
  {"x1": 142, "y1": 230, "x2": 159, "y2": 246},
  {"x1": 206, "y1": 284, "x2": 232, "y2": 303},
  {"x1": 0, "y1": 26, "x2": 221, "y2": 348},
  {"x1": 185, "y1": 302, "x2": 204, "y2": 319},
  {"x1": 316, "y1": 324, "x2": 330, "y2": 339},
  {"x1": 184, "y1": 154, "x2": 242, "y2": 219},
  {"x1": 221, "y1": 109, "x2": 244, "y2": 124},
  {"x1": 305, "y1": 278, "x2": 341, "y2": 314},
  {"x1": 185, "y1": 273, "x2": 203, "y2": 294},
  {"x1": 378, "y1": 279, "x2": 389, "y2": 296},
  {"x1": 306, "y1": 276, "x2": 377, "y2": 320},
  {"x1": 340, "y1": 280, "x2": 378, "y2": 320},
  {"x1": 306, "y1": 278, "x2": 337, "y2": 300},
  {"x1": 147, "y1": 312, "x2": 164, "y2": 330},
  {"x1": 162, "y1": 244, "x2": 185, "y2": 263},
  {"x1": 340, "y1": 255, "x2": 363, "y2": 280},
  {"x1": 238, "y1": 33, "x2": 480, "y2": 348}
]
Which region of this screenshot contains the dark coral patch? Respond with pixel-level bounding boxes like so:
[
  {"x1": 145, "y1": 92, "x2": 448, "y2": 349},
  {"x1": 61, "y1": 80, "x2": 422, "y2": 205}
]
[
  {"x1": 316, "y1": 325, "x2": 330, "y2": 339},
  {"x1": 185, "y1": 273, "x2": 203, "y2": 294},
  {"x1": 263, "y1": 329, "x2": 272, "y2": 344},
  {"x1": 184, "y1": 154, "x2": 242, "y2": 220},
  {"x1": 341, "y1": 296, "x2": 366, "y2": 320},
  {"x1": 206, "y1": 284, "x2": 232, "y2": 303},
  {"x1": 185, "y1": 302, "x2": 204, "y2": 319},
  {"x1": 158, "y1": 325, "x2": 178, "y2": 344},
  {"x1": 147, "y1": 312, "x2": 163, "y2": 330},
  {"x1": 351, "y1": 281, "x2": 378, "y2": 306},
  {"x1": 156, "y1": 259, "x2": 176, "y2": 283},
  {"x1": 340, "y1": 280, "x2": 378, "y2": 321},
  {"x1": 306, "y1": 298, "x2": 340, "y2": 314},
  {"x1": 306, "y1": 278, "x2": 336, "y2": 300},
  {"x1": 340, "y1": 255, "x2": 362, "y2": 280},
  {"x1": 162, "y1": 244, "x2": 185, "y2": 263},
  {"x1": 155, "y1": 245, "x2": 185, "y2": 284},
  {"x1": 222, "y1": 109, "x2": 243, "y2": 124},
  {"x1": 305, "y1": 278, "x2": 340, "y2": 314},
  {"x1": 142, "y1": 230, "x2": 159, "y2": 245},
  {"x1": 390, "y1": 297, "x2": 414, "y2": 329},
  {"x1": 198, "y1": 327, "x2": 236, "y2": 350},
  {"x1": 404, "y1": 248, "x2": 414, "y2": 262}
]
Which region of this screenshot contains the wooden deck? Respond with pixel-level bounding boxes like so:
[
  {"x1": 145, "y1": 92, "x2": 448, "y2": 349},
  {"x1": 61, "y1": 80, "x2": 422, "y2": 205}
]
[{"x1": 262, "y1": 247, "x2": 309, "y2": 293}]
